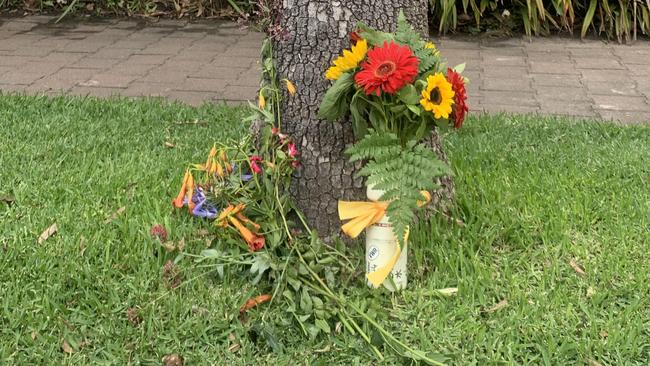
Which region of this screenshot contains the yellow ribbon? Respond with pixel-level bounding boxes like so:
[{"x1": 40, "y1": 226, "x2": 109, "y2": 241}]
[
  {"x1": 338, "y1": 190, "x2": 430, "y2": 288},
  {"x1": 338, "y1": 200, "x2": 388, "y2": 238}
]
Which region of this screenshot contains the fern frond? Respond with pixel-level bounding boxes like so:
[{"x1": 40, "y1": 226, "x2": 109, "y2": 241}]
[{"x1": 345, "y1": 130, "x2": 452, "y2": 246}]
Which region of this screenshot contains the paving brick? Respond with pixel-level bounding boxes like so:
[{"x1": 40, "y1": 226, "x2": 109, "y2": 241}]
[
  {"x1": 175, "y1": 78, "x2": 228, "y2": 92},
  {"x1": 584, "y1": 81, "x2": 639, "y2": 96},
  {"x1": 69, "y1": 86, "x2": 125, "y2": 98},
  {"x1": 109, "y1": 62, "x2": 156, "y2": 76},
  {"x1": 0, "y1": 84, "x2": 27, "y2": 93},
  {"x1": 1, "y1": 72, "x2": 45, "y2": 85},
  {"x1": 168, "y1": 91, "x2": 225, "y2": 106},
  {"x1": 530, "y1": 61, "x2": 578, "y2": 74},
  {"x1": 63, "y1": 41, "x2": 105, "y2": 53},
  {"x1": 71, "y1": 57, "x2": 121, "y2": 69},
  {"x1": 480, "y1": 91, "x2": 539, "y2": 107},
  {"x1": 573, "y1": 57, "x2": 623, "y2": 70},
  {"x1": 580, "y1": 69, "x2": 634, "y2": 82},
  {"x1": 139, "y1": 67, "x2": 189, "y2": 84},
  {"x1": 19, "y1": 62, "x2": 63, "y2": 75},
  {"x1": 526, "y1": 51, "x2": 572, "y2": 62},
  {"x1": 569, "y1": 48, "x2": 614, "y2": 57},
  {"x1": 478, "y1": 104, "x2": 540, "y2": 114},
  {"x1": 42, "y1": 52, "x2": 87, "y2": 63},
  {"x1": 190, "y1": 67, "x2": 242, "y2": 80},
  {"x1": 111, "y1": 40, "x2": 150, "y2": 49},
  {"x1": 220, "y1": 85, "x2": 259, "y2": 101},
  {"x1": 481, "y1": 77, "x2": 532, "y2": 91},
  {"x1": 537, "y1": 102, "x2": 596, "y2": 117},
  {"x1": 13, "y1": 47, "x2": 54, "y2": 57},
  {"x1": 481, "y1": 55, "x2": 526, "y2": 66},
  {"x1": 92, "y1": 48, "x2": 137, "y2": 60},
  {"x1": 122, "y1": 82, "x2": 175, "y2": 97},
  {"x1": 139, "y1": 43, "x2": 188, "y2": 55},
  {"x1": 126, "y1": 54, "x2": 169, "y2": 65},
  {"x1": 531, "y1": 74, "x2": 582, "y2": 87},
  {"x1": 209, "y1": 56, "x2": 255, "y2": 69},
  {"x1": 159, "y1": 60, "x2": 204, "y2": 72},
  {"x1": 592, "y1": 95, "x2": 648, "y2": 111},
  {"x1": 80, "y1": 73, "x2": 139, "y2": 88},
  {"x1": 626, "y1": 64, "x2": 650, "y2": 76},
  {"x1": 597, "y1": 110, "x2": 650, "y2": 124},
  {"x1": 536, "y1": 86, "x2": 591, "y2": 102},
  {"x1": 479, "y1": 48, "x2": 525, "y2": 57},
  {"x1": 482, "y1": 66, "x2": 529, "y2": 78}
]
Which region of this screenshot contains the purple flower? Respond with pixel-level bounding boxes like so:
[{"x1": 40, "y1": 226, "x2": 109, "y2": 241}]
[{"x1": 184, "y1": 187, "x2": 219, "y2": 219}]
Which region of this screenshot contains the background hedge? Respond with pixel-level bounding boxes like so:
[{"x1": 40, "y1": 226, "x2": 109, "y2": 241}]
[{"x1": 1, "y1": 0, "x2": 648, "y2": 42}]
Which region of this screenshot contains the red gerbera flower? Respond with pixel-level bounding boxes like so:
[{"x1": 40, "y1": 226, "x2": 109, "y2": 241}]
[
  {"x1": 355, "y1": 41, "x2": 419, "y2": 96},
  {"x1": 447, "y1": 68, "x2": 469, "y2": 129}
]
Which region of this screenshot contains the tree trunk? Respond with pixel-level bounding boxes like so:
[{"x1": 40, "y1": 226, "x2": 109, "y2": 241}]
[{"x1": 274, "y1": 0, "x2": 454, "y2": 236}]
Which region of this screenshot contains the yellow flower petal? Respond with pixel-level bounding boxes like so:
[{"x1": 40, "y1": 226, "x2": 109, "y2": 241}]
[
  {"x1": 325, "y1": 39, "x2": 368, "y2": 80},
  {"x1": 258, "y1": 92, "x2": 266, "y2": 109},
  {"x1": 284, "y1": 79, "x2": 297, "y2": 95}
]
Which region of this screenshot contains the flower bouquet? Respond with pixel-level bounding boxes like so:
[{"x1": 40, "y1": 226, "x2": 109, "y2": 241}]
[{"x1": 319, "y1": 12, "x2": 469, "y2": 291}]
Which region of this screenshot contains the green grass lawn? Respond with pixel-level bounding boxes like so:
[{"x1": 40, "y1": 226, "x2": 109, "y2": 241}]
[{"x1": 1, "y1": 94, "x2": 649, "y2": 365}]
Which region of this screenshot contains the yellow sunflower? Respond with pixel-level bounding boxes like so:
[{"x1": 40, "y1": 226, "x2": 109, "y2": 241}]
[
  {"x1": 325, "y1": 39, "x2": 368, "y2": 80},
  {"x1": 420, "y1": 73, "x2": 455, "y2": 119}
]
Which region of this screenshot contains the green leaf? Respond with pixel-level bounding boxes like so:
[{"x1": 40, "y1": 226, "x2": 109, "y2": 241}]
[
  {"x1": 453, "y1": 63, "x2": 466, "y2": 73},
  {"x1": 300, "y1": 288, "x2": 313, "y2": 313},
  {"x1": 315, "y1": 318, "x2": 331, "y2": 334},
  {"x1": 581, "y1": 0, "x2": 598, "y2": 38},
  {"x1": 407, "y1": 104, "x2": 422, "y2": 116},
  {"x1": 397, "y1": 84, "x2": 420, "y2": 105},
  {"x1": 350, "y1": 91, "x2": 369, "y2": 138},
  {"x1": 318, "y1": 72, "x2": 354, "y2": 121}
]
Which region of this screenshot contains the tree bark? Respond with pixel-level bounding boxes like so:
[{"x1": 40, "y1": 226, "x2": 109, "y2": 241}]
[{"x1": 274, "y1": 0, "x2": 454, "y2": 236}]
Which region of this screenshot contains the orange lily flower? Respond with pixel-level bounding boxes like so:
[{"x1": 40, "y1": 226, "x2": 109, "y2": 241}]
[
  {"x1": 217, "y1": 204, "x2": 265, "y2": 251},
  {"x1": 220, "y1": 150, "x2": 233, "y2": 173},
  {"x1": 186, "y1": 173, "x2": 196, "y2": 212},
  {"x1": 172, "y1": 170, "x2": 191, "y2": 208}
]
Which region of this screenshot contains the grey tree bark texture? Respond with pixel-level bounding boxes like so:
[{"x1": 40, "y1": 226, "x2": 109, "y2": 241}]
[{"x1": 274, "y1": 0, "x2": 455, "y2": 236}]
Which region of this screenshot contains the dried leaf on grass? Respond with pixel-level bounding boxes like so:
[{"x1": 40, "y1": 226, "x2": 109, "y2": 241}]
[
  {"x1": 587, "y1": 286, "x2": 596, "y2": 297},
  {"x1": 62, "y1": 340, "x2": 74, "y2": 354},
  {"x1": 79, "y1": 236, "x2": 87, "y2": 256},
  {"x1": 239, "y1": 294, "x2": 272, "y2": 315},
  {"x1": 0, "y1": 195, "x2": 15, "y2": 205},
  {"x1": 126, "y1": 307, "x2": 142, "y2": 326},
  {"x1": 164, "y1": 141, "x2": 175, "y2": 148},
  {"x1": 162, "y1": 260, "x2": 182, "y2": 289},
  {"x1": 104, "y1": 207, "x2": 126, "y2": 224},
  {"x1": 570, "y1": 258, "x2": 587, "y2": 276},
  {"x1": 31, "y1": 331, "x2": 37, "y2": 340},
  {"x1": 38, "y1": 223, "x2": 58, "y2": 244},
  {"x1": 162, "y1": 354, "x2": 184, "y2": 366},
  {"x1": 586, "y1": 358, "x2": 603, "y2": 366},
  {"x1": 483, "y1": 299, "x2": 508, "y2": 313}
]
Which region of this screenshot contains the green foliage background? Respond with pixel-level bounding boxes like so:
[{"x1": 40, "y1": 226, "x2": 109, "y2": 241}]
[{"x1": 1, "y1": 0, "x2": 647, "y2": 41}]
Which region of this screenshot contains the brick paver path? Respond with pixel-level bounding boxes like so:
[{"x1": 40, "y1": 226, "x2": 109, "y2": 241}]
[{"x1": 1, "y1": 16, "x2": 649, "y2": 123}]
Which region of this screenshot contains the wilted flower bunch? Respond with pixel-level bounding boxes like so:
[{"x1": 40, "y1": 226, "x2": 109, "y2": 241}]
[{"x1": 171, "y1": 129, "x2": 299, "y2": 252}]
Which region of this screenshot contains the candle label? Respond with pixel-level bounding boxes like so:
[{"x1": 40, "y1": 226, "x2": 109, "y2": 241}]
[{"x1": 367, "y1": 246, "x2": 379, "y2": 261}]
